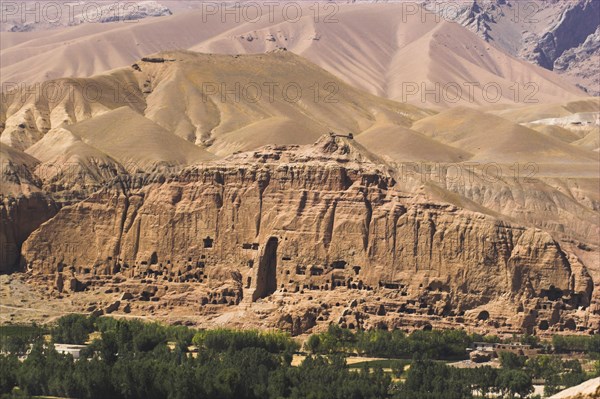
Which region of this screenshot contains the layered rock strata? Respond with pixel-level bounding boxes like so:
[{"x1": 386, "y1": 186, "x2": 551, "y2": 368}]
[{"x1": 20, "y1": 136, "x2": 597, "y2": 333}]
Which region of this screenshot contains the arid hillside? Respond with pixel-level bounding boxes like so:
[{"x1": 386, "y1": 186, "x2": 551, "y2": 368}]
[{"x1": 1, "y1": 2, "x2": 589, "y2": 108}]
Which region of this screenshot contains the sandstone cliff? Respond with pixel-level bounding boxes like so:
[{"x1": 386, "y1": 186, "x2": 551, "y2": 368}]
[
  {"x1": 20, "y1": 136, "x2": 597, "y2": 333},
  {"x1": 0, "y1": 143, "x2": 58, "y2": 272}
]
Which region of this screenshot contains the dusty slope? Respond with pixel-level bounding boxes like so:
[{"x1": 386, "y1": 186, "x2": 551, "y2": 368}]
[
  {"x1": 526, "y1": 124, "x2": 585, "y2": 144},
  {"x1": 489, "y1": 99, "x2": 600, "y2": 152},
  {"x1": 548, "y1": 377, "x2": 600, "y2": 399},
  {"x1": 67, "y1": 107, "x2": 215, "y2": 169},
  {"x1": 0, "y1": 69, "x2": 147, "y2": 151},
  {"x1": 487, "y1": 98, "x2": 600, "y2": 124},
  {"x1": 1, "y1": 50, "x2": 432, "y2": 160},
  {"x1": 0, "y1": 2, "x2": 588, "y2": 108},
  {"x1": 25, "y1": 127, "x2": 128, "y2": 197},
  {"x1": 355, "y1": 124, "x2": 471, "y2": 163},
  {"x1": 141, "y1": 50, "x2": 429, "y2": 154},
  {"x1": 411, "y1": 106, "x2": 599, "y2": 163}
]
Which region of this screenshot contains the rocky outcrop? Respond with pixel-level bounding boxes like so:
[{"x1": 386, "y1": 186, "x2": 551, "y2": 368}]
[
  {"x1": 0, "y1": 144, "x2": 58, "y2": 272},
  {"x1": 20, "y1": 136, "x2": 594, "y2": 328},
  {"x1": 531, "y1": 0, "x2": 600, "y2": 71},
  {"x1": 445, "y1": 0, "x2": 600, "y2": 95},
  {"x1": 1, "y1": 194, "x2": 57, "y2": 272},
  {"x1": 554, "y1": 26, "x2": 600, "y2": 96}
]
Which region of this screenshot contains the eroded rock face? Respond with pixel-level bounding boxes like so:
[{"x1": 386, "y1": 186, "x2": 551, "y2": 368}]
[
  {"x1": 0, "y1": 144, "x2": 58, "y2": 272},
  {"x1": 1, "y1": 194, "x2": 57, "y2": 271},
  {"x1": 449, "y1": 0, "x2": 600, "y2": 95},
  {"x1": 531, "y1": 0, "x2": 600, "y2": 71},
  {"x1": 20, "y1": 136, "x2": 595, "y2": 330}
]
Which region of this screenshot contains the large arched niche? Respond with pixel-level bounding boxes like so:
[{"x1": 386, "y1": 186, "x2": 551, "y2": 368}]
[{"x1": 252, "y1": 237, "x2": 279, "y2": 301}]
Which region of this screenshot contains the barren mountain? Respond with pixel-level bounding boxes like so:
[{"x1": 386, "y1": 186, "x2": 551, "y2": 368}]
[
  {"x1": 1, "y1": 50, "x2": 428, "y2": 157},
  {"x1": 0, "y1": 2, "x2": 588, "y2": 108},
  {"x1": 447, "y1": 0, "x2": 600, "y2": 95},
  {"x1": 1, "y1": 51, "x2": 598, "y2": 293},
  {"x1": 411, "y1": 106, "x2": 597, "y2": 163}
]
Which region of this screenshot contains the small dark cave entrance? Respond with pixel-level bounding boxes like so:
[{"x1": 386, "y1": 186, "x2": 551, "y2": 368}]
[
  {"x1": 252, "y1": 237, "x2": 278, "y2": 301},
  {"x1": 477, "y1": 310, "x2": 490, "y2": 321},
  {"x1": 564, "y1": 319, "x2": 576, "y2": 331}
]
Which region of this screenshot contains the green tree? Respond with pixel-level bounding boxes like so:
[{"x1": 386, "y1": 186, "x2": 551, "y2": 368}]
[
  {"x1": 99, "y1": 330, "x2": 119, "y2": 363},
  {"x1": 588, "y1": 335, "x2": 600, "y2": 356},
  {"x1": 498, "y1": 369, "x2": 533, "y2": 399},
  {"x1": 499, "y1": 351, "x2": 526, "y2": 370},
  {"x1": 53, "y1": 314, "x2": 94, "y2": 344},
  {"x1": 471, "y1": 366, "x2": 498, "y2": 398},
  {"x1": 15, "y1": 340, "x2": 47, "y2": 396},
  {"x1": 0, "y1": 355, "x2": 18, "y2": 394},
  {"x1": 398, "y1": 357, "x2": 472, "y2": 399},
  {"x1": 526, "y1": 355, "x2": 561, "y2": 379},
  {"x1": 133, "y1": 327, "x2": 166, "y2": 352},
  {"x1": 520, "y1": 334, "x2": 539, "y2": 348},
  {"x1": 2, "y1": 336, "x2": 28, "y2": 357},
  {"x1": 305, "y1": 335, "x2": 321, "y2": 354}
]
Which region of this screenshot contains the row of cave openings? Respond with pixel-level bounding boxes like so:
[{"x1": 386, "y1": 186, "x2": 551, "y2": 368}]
[
  {"x1": 115, "y1": 235, "x2": 451, "y2": 302},
  {"x1": 251, "y1": 238, "x2": 397, "y2": 301},
  {"x1": 99, "y1": 238, "x2": 589, "y2": 332},
  {"x1": 250, "y1": 238, "x2": 449, "y2": 301}
]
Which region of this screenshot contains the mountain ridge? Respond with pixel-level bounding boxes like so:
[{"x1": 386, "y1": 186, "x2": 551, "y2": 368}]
[{"x1": 1, "y1": 2, "x2": 590, "y2": 108}]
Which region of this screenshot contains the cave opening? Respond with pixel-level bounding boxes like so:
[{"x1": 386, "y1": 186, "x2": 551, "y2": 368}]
[
  {"x1": 541, "y1": 285, "x2": 563, "y2": 301},
  {"x1": 477, "y1": 310, "x2": 490, "y2": 321},
  {"x1": 331, "y1": 260, "x2": 347, "y2": 269},
  {"x1": 252, "y1": 237, "x2": 278, "y2": 301},
  {"x1": 564, "y1": 319, "x2": 576, "y2": 331}
]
